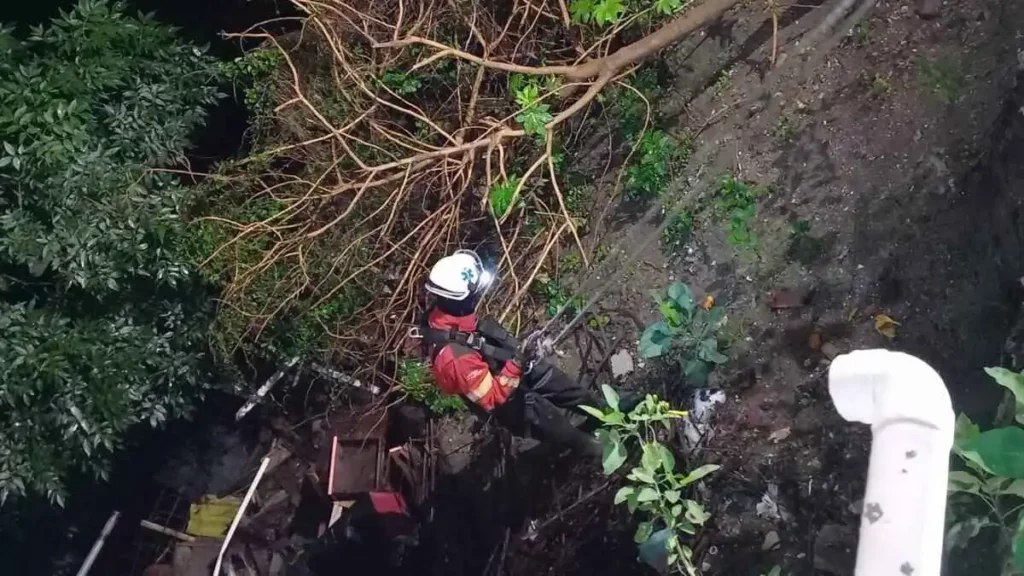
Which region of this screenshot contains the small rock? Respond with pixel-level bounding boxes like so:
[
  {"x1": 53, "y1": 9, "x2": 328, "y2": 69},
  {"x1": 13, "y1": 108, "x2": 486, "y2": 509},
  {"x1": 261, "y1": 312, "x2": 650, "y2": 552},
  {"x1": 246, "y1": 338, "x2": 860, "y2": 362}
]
[
  {"x1": 768, "y1": 427, "x2": 792, "y2": 443},
  {"x1": 756, "y1": 489, "x2": 782, "y2": 521},
  {"x1": 762, "y1": 530, "x2": 780, "y2": 551},
  {"x1": 610, "y1": 350, "x2": 635, "y2": 378},
  {"x1": 821, "y1": 342, "x2": 840, "y2": 360},
  {"x1": 914, "y1": 0, "x2": 940, "y2": 19}
]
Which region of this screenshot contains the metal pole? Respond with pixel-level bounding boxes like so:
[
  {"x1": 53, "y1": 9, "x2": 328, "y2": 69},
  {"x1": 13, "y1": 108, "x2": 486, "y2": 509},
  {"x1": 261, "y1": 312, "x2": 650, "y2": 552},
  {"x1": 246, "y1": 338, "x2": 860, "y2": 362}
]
[{"x1": 76, "y1": 510, "x2": 121, "y2": 576}]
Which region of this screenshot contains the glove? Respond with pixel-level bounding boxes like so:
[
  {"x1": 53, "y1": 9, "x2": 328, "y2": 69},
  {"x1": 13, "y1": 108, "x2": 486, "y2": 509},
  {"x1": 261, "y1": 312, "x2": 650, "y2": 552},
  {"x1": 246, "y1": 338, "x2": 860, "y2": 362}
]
[{"x1": 520, "y1": 330, "x2": 555, "y2": 373}]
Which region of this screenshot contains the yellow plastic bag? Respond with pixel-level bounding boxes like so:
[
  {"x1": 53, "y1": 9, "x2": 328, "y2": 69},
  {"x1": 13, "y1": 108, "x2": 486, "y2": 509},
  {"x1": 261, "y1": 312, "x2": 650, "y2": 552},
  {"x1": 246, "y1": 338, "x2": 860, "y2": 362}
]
[{"x1": 186, "y1": 495, "x2": 242, "y2": 539}]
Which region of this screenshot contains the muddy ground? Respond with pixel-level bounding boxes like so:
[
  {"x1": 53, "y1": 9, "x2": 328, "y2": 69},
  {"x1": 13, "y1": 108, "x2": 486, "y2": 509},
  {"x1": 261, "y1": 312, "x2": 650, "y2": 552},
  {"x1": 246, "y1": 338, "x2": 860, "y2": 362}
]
[{"x1": 426, "y1": 0, "x2": 1024, "y2": 575}]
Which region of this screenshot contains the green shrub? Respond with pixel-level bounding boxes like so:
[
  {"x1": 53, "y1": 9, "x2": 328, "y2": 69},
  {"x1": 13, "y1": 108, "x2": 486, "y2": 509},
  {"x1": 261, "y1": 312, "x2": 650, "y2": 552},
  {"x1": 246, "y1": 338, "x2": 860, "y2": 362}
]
[
  {"x1": 638, "y1": 282, "x2": 728, "y2": 385},
  {"x1": 532, "y1": 275, "x2": 584, "y2": 318},
  {"x1": 624, "y1": 130, "x2": 685, "y2": 201},
  {"x1": 714, "y1": 175, "x2": 761, "y2": 249},
  {"x1": 582, "y1": 388, "x2": 718, "y2": 575},
  {"x1": 397, "y1": 359, "x2": 465, "y2": 416},
  {"x1": 0, "y1": 0, "x2": 223, "y2": 503},
  {"x1": 661, "y1": 209, "x2": 693, "y2": 255},
  {"x1": 947, "y1": 367, "x2": 1024, "y2": 574}
]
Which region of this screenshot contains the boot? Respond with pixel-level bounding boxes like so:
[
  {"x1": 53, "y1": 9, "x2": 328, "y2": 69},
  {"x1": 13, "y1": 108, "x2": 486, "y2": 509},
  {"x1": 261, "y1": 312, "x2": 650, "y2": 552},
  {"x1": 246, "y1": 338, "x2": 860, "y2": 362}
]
[{"x1": 522, "y1": 391, "x2": 601, "y2": 458}]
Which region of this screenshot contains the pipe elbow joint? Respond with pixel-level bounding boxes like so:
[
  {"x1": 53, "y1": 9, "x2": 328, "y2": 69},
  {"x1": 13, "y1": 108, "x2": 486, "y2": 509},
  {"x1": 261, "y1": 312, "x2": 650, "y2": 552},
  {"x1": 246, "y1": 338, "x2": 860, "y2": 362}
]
[{"x1": 828, "y1": 349, "x2": 954, "y2": 435}]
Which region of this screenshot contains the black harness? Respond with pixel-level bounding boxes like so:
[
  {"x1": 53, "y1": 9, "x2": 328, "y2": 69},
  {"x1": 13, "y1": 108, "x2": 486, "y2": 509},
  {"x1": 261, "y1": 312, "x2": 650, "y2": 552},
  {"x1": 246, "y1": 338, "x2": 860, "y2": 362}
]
[{"x1": 422, "y1": 316, "x2": 521, "y2": 373}]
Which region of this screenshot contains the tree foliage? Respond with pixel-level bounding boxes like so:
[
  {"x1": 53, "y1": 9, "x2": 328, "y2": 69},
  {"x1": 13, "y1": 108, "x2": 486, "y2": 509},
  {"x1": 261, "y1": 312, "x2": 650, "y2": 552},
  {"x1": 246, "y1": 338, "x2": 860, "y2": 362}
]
[{"x1": 0, "y1": 0, "x2": 222, "y2": 503}]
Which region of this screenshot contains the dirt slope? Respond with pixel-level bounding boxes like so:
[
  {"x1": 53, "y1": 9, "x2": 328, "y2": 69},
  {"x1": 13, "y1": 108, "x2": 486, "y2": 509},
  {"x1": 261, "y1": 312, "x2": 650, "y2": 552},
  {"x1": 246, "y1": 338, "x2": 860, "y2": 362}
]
[{"x1": 499, "y1": 0, "x2": 1024, "y2": 574}]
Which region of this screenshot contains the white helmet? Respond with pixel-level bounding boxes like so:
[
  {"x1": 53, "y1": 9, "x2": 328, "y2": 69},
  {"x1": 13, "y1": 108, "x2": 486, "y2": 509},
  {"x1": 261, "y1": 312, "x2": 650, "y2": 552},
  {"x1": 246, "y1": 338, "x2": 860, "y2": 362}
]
[{"x1": 425, "y1": 250, "x2": 493, "y2": 301}]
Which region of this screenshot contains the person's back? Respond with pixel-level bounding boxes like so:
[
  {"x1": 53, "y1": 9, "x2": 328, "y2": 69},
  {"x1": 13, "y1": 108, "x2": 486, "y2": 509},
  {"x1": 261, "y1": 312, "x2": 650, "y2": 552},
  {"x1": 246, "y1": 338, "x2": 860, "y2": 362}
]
[{"x1": 425, "y1": 306, "x2": 522, "y2": 411}]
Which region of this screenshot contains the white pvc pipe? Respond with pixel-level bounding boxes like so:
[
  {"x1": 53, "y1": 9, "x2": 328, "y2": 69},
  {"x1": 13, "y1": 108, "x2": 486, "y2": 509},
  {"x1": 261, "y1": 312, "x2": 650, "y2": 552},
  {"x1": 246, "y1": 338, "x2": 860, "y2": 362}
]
[
  {"x1": 828, "y1": 349, "x2": 954, "y2": 576},
  {"x1": 213, "y1": 457, "x2": 271, "y2": 576},
  {"x1": 76, "y1": 510, "x2": 120, "y2": 576}
]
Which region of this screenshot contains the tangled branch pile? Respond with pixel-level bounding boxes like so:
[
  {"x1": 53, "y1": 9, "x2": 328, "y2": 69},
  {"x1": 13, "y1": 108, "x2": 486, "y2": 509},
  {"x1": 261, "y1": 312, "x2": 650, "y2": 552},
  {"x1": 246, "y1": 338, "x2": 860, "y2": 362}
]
[{"x1": 188, "y1": 0, "x2": 739, "y2": 386}]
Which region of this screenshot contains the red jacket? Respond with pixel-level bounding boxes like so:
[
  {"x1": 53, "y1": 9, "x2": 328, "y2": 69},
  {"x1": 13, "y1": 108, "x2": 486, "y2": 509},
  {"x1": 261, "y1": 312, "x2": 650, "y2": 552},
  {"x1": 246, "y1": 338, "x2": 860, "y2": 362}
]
[{"x1": 427, "y1": 308, "x2": 522, "y2": 411}]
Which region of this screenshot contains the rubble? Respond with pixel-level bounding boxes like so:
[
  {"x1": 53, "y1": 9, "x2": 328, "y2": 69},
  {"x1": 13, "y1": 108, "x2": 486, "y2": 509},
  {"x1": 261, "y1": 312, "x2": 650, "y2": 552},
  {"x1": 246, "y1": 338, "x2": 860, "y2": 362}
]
[{"x1": 125, "y1": 396, "x2": 436, "y2": 575}]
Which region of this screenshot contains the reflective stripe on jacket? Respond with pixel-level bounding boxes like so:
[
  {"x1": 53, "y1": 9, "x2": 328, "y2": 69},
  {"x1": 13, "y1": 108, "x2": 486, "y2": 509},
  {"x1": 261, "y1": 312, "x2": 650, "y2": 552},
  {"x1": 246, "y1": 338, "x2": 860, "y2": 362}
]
[{"x1": 428, "y1": 309, "x2": 522, "y2": 411}]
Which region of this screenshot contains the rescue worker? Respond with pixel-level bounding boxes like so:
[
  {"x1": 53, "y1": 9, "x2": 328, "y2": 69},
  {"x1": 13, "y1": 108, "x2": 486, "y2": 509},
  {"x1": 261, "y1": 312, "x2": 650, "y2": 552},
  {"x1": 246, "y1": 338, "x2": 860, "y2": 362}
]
[{"x1": 417, "y1": 250, "x2": 601, "y2": 455}]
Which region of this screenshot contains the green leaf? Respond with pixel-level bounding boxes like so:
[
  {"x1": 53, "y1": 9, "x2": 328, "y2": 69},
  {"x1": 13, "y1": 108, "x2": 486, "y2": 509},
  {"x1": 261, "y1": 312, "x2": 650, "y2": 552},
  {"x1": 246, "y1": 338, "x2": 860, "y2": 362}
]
[
  {"x1": 706, "y1": 305, "x2": 727, "y2": 327},
  {"x1": 953, "y1": 413, "x2": 992, "y2": 474},
  {"x1": 654, "y1": 0, "x2": 682, "y2": 14},
  {"x1": 488, "y1": 176, "x2": 521, "y2": 218},
  {"x1": 659, "y1": 299, "x2": 683, "y2": 327},
  {"x1": 601, "y1": 384, "x2": 620, "y2": 411},
  {"x1": 592, "y1": 0, "x2": 626, "y2": 25},
  {"x1": 515, "y1": 104, "x2": 553, "y2": 137},
  {"x1": 666, "y1": 282, "x2": 694, "y2": 313},
  {"x1": 627, "y1": 491, "x2": 640, "y2": 513},
  {"x1": 658, "y1": 443, "x2": 676, "y2": 473},
  {"x1": 639, "y1": 321, "x2": 674, "y2": 359},
  {"x1": 596, "y1": 429, "x2": 628, "y2": 475},
  {"x1": 954, "y1": 413, "x2": 981, "y2": 446},
  {"x1": 664, "y1": 490, "x2": 680, "y2": 504},
  {"x1": 3, "y1": 141, "x2": 14, "y2": 155},
  {"x1": 515, "y1": 84, "x2": 539, "y2": 108},
  {"x1": 579, "y1": 404, "x2": 609, "y2": 421},
  {"x1": 602, "y1": 410, "x2": 626, "y2": 425},
  {"x1": 682, "y1": 358, "x2": 709, "y2": 385},
  {"x1": 962, "y1": 427, "x2": 1024, "y2": 478},
  {"x1": 985, "y1": 367, "x2": 1024, "y2": 425},
  {"x1": 994, "y1": 478, "x2": 1024, "y2": 499},
  {"x1": 698, "y1": 339, "x2": 729, "y2": 364},
  {"x1": 641, "y1": 442, "x2": 662, "y2": 472},
  {"x1": 630, "y1": 467, "x2": 657, "y2": 484},
  {"x1": 634, "y1": 521, "x2": 654, "y2": 543},
  {"x1": 683, "y1": 499, "x2": 710, "y2": 525},
  {"x1": 983, "y1": 476, "x2": 1010, "y2": 495},
  {"x1": 986, "y1": 367, "x2": 1024, "y2": 404},
  {"x1": 637, "y1": 487, "x2": 659, "y2": 502},
  {"x1": 614, "y1": 486, "x2": 635, "y2": 505},
  {"x1": 679, "y1": 464, "x2": 720, "y2": 486},
  {"x1": 948, "y1": 470, "x2": 984, "y2": 495},
  {"x1": 569, "y1": 0, "x2": 595, "y2": 22}
]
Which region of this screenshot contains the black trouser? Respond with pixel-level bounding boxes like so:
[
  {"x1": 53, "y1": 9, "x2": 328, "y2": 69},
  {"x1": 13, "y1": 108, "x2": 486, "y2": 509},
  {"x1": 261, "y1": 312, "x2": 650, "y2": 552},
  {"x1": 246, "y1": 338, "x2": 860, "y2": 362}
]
[{"x1": 494, "y1": 360, "x2": 601, "y2": 455}]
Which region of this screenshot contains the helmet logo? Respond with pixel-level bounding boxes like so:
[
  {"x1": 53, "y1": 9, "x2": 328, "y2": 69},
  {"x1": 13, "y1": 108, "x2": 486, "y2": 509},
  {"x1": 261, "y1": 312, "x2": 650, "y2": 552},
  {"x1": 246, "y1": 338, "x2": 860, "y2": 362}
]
[{"x1": 461, "y1": 268, "x2": 476, "y2": 283}]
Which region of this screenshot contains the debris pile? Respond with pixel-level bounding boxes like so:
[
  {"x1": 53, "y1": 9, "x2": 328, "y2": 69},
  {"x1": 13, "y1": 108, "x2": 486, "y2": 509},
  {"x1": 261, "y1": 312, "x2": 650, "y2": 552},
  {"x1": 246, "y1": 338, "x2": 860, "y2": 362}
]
[{"x1": 128, "y1": 403, "x2": 437, "y2": 576}]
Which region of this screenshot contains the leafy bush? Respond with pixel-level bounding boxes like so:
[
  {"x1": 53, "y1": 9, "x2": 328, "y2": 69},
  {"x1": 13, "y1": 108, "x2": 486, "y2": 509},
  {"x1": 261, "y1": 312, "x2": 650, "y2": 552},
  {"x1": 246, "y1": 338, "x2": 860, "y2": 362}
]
[
  {"x1": 624, "y1": 130, "x2": 685, "y2": 201},
  {"x1": 714, "y1": 174, "x2": 761, "y2": 249},
  {"x1": 532, "y1": 275, "x2": 584, "y2": 318},
  {"x1": 661, "y1": 209, "x2": 693, "y2": 256},
  {"x1": 397, "y1": 359, "x2": 465, "y2": 416},
  {"x1": 947, "y1": 367, "x2": 1024, "y2": 574},
  {"x1": 570, "y1": 0, "x2": 688, "y2": 26},
  {"x1": 639, "y1": 282, "x2": 728, "y2": 385},
  {"x1": 0, "y1": 0, "x2": 222, "y2": 502},
  {"x1": 488, "y1": 175, "x2": 523, "y2": 218},
  {"x1": 0, "y1": 302, "x2": 206, "y2": 504},
  {"x1": 582, "y1": 387, "x2": 718, "y2": 575},
  {"x1": 221, "y1": 48, "x2": 283, "y2": 129},
  {"x1": 513, "y1": 80, "x2": 554, "y2": 138}
]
